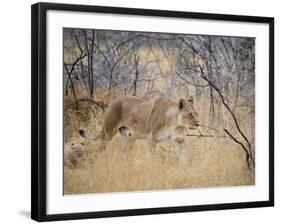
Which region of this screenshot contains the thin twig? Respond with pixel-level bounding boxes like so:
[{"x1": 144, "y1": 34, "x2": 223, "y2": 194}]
[{"x1": 199, "y1": 124, "x2": 221, "y2": 133}]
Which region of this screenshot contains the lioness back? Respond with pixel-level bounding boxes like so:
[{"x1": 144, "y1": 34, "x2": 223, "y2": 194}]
[
  {"x1": 103, "y1": 96, "x2": 144, "y2": 140},
  {"x1": 101, "y1": 95, "x2": 198, "y2": 144}
]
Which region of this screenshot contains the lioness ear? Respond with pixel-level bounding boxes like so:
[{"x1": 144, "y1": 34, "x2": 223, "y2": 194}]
[
  {"x1": 188, "y1": 97, "x2": 194, "y2": 104},
  {"x1": 178, "y1": 98, "x2": 186, "y2": 110}
]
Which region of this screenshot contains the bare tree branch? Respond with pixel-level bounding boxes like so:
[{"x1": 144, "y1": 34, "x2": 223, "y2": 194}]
[
  {"x1": 176, "y1": 72, "x2": 209, "y2": 88},
  {"x1": 64, "y1": 98, "x2": 108, "y2": 112},
  {"x1": 199, "y1": 64, "x2": 252, "y2": 151},
  {"x1": 224, "y1": 129, "x2": 254, "y2": 168}
]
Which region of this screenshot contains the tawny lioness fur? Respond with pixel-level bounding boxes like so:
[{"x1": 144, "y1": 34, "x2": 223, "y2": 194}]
[{"x1": 79, "y1": 95, "x2": 199, "y2": 157}]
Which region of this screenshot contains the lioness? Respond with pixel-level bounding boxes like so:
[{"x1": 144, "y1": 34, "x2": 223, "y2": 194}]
[{"x1": 79, "y1": 95, "x2": 199, "y2": 157}]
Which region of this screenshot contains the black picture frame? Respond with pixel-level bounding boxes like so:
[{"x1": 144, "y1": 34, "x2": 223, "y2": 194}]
[{"x1": 31, "y1": 2, "x2": 274, "y2": 222}]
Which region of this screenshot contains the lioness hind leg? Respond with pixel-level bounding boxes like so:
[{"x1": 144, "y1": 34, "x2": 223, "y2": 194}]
[
  {"x1": 98, "y1": 140, "x2": 108, "y2": 151},
  {"x1": 118, "y1": 127, "x2": 135, "y2": 152}
]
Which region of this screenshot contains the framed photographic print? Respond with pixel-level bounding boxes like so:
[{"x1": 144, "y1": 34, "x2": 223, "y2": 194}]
[{"x1": 31, "y1": 2, "x2": 274, "y2": 222}]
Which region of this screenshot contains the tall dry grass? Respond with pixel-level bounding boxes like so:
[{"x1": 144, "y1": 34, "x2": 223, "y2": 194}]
[{"x1": 63, "y1": 90, "x2": 254, "y2": 195}]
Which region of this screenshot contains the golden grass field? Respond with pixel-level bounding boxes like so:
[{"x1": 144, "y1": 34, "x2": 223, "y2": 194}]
[{"x1": 63, "y1": 90, "x2": 255, "y2": 195}]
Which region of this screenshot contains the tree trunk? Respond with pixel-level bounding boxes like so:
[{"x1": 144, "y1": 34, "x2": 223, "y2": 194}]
[
  {"x1": 89, "y1": 30, "x2": 95, "y2": 97},
  {"x1": 133, "y1": 68, "x2": 139, "y2": 96},
  {"x1": 208, "y1": 37, "x2": 215, "y2": 117}
]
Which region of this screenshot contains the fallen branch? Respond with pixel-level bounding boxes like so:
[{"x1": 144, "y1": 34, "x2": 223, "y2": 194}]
[
  {"x1": 199, "y1": 124, "x2": 221, "y2": 133},
  {"x1": 186, "y1": 133, "x2": 227, "y2": 138},
  {"x1": 186, "y1": 126, "x2": 227, "y2": 138}
]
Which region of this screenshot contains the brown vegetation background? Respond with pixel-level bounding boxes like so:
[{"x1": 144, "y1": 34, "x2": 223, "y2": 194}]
[{"x1": 63, "y1": 28, "x2": 255, "y2": 195}]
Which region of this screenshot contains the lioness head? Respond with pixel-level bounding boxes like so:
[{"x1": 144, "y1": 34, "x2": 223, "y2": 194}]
[{"x1": 178, "y1": 97, "x2": 199, "y2": 129}]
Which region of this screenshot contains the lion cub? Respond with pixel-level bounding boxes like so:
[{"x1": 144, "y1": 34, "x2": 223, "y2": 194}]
[{"x1": 64, "y1": 142, "x2": 85, "y2": 168}]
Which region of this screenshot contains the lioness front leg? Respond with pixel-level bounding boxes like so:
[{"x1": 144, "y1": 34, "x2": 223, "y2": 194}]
[
  {"x1": 174, "y1": 138, "x2": 184, "y2": 157},
  {"x1": 148, "y1": 140, "x2": 157, "y2": 153},
  {"x1": 174, "y1": 138, "x2": 192, "y2": 164},
  {"x1": 147, "y1": 133, "x2": 157, "y2": 153},
  {"x1": 172, "y1": 126, "x2": 192, "y2": 164}
]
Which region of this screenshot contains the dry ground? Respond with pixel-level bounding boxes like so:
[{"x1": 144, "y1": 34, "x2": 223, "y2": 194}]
[{"x1": 63, "y1": 93, "x2": 254, "y2": 195}]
